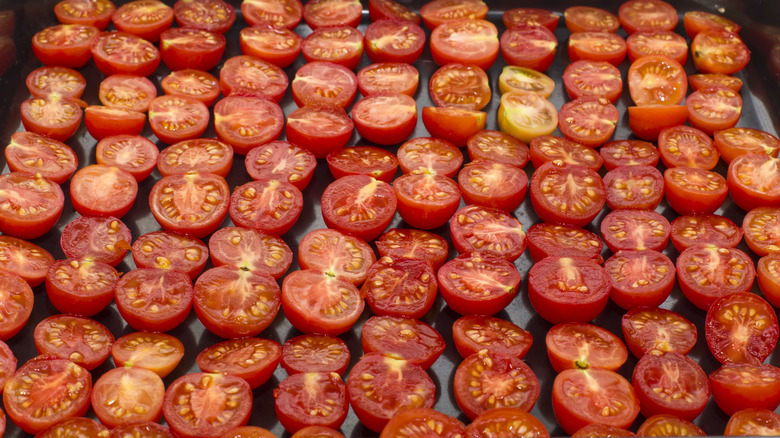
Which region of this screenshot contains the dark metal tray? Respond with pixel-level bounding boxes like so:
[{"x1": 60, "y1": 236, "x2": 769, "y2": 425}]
[{"x1": 0, "y1": 0, "x2": 778, "y2": 436}]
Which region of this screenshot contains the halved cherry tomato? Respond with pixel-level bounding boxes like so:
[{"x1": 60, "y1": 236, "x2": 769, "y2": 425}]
[
  {"x1": 530, "y1": 161, "x2": 606, "y2": 227},
  {"x1": 430, "y1": 18, "x2": 499, "y2": 70},
  {"x1": 438, "y1": 253, "x2": 521, "y2": 316},
  {"x1": 327, "y1": 146, "x2": 398, "y2": 183},
  {"x1": 503, "y1": 8, "x2": 559, "y2": 31},
  {"x1": 158, "y1": 138, "x2": 233, "y2": 178},
  {"x1": 0, "y1": 236, "x2": 53, "y2": 287},
  {"x1": 676, "y1": 245, "x2": 756, "y2": 310},
  {"x1": 710, "y1": 363, "x2": 780, "y2": 415},
  {"x1": 161, "y1": 69, "x2": 221, "y2": 107},
  {"x1": 241, "y1": 0, "x2": 302, "y2": 29},
  {"x1": 727, "y1": 153, "x2": 780, "y2": 211},
  {"x1": 292, "y1": 61, "x2": 357, "y2": 109},
  {"x1": 361, "y1": 315, "x2": 445, "y2": 369},
  {"x1": 393, "y1": 173, "x2": 461, "y2": 230},
  {"x1": 658, "y1": 125, "x2": 719, "y2": 169},
  {"x1": 572, "y1": 424, "x2": 636, "y2": 437},
  {"x1": 546, "y1": 322, "x2": 627, "y2": 372},
  {"x1": 112, "y1": 0, "x2": 173, "y2": 42},
  {"x1": 298, "y1": 228, "x2": 376, "y2": 286},
  {"x1": 99, "y1": 74, "x2": 156, "y2": 113},
  {"x1": 568, "y1": 31, "x2": 627, "y2": 65},
  {"x1": 529, "y1": 135, "x2": 603, "y2": 170},
  {"x1": 85, "y1": 105, "x2": 146, "y2": 140},
  {"x1": 163, "y1": 373, "x2": 252, "y2": 438},
  {"x1": 637, "y1": 415, "x2": 706, "y2": 437},
  {"x1": 499, "y1": 24, "x2": 557, "y2": 72},
  {"x1": 149, "y1": 95, "x2": 209, "y2": 144},
  {"x1": 628, "y1": 55, "x2": 687, "y2": 106},
  {"x1": 468, "y1": 408, "x2": 549, "y2": 438},
  {"x1": 20, "y1": 96, "x2": 83, "y2": 142},
  {"x1": 91, "y1": 366, "x2": 165, "y2": 428},
  {"x1": 96, "y1": 135, "x2": 158, "y2": 182},
  {"x1": 111, "y1": 331, "x2": 184, "y2": 378},
  {"x1": 692, "y1": 30, "x2": 750, "y2": 75},
  {"x1": 32, "y1": 24, "x2": 98, "y2": 68},
  {"x1": 526, "y1": 222, "x2": 604, "y2": 263},
  {"x1": 302, "y1": 25, "x2": 363, "y2": 70},
  {"x1": 70, "y1": 164, "x2": 137, "y2": 218},
  {"x1": 743, "y1": 206, "x2": 780, "y2": 256},
  {"x1": 376, "y1": 228, "x2": 449, "y2": 270},
  {"x1": 275, "y1": 372, "x2": 348, "y2": 434},
  {"x1": 160, "y1": 27, "x2": 226, "y2": 72},
  {"x1": 715, "y1": 127, "x2": 780, "y2": 163},
  {"x1": 498, "y1": 65, "x2": 555, "y2": 97},
  {"x1": 91, "y1": 31, "x2": 161, "y2": 77},
  {"x1": 558, "y1": 97, "x2": 619, "y2": 148},
  {"x1": 364, "y1": 18, "x2": 425, "y2": 64},
  {"x1": 114, "y1": 268, "x2": 193, "y2": 332},
  {"x1": 664, "y1": 166, "x2": 728, "y2": 215},
  {"x1": 600, "y1": 139, "x2": 659, "y2": 170},
  {"x1": 397, "y1": 137, "x2": 462, "y2": 177},
  {"x1": 60, "y1": 215, "x2": 131, "y2": 267},
  {"x1": 4, "y1": 132, "x2": 77, "y2": 184},
  {"x1": 346, "y1": 353, "x2": 435, "y2": 433},
  {"x1": 454, "y1": 351, "x2": 539, "y2": 420},
  {"x1": 174, "y1": 0, "x2": 235, "y2": 34},
  {"x1": 197, "y1": 337, "x2": 280, "y2": 389},
  {"x1": 246, "y1": 141, "x2": 315, "y2": 189},
  {"x1": 26, "y1": 66, "x2": 85, "y2": 98},
  {"x1": 420, "y1": 0, "x2": 487, "y2": 30},
  {"x1": 458, "y1": 160, "x2": 527, "y2": 212},
  {"x1": 194, "y1": 266, "x2": 281, "y2": 339},
  {"x1": 564, "y1": 6, "x2": 620, "y2": 33},
  {"x1": 687, "y1": 87, "x2": 743, "y2": 135},
  {"x1": 369, "y1": 0, "x2": 421, "y2": 24},
  {"x1": 0, "y1": 271, "x2": 34, "y2": 340},
  {"x1": 321, "y1": 175, "x2": 397, "y2": 242},
  {"x1": 552, "y1": 368, "x2": 639, "y2": 435},
  {"x1": 357, "y1": 62, "x2": 419, "y2": 96},
  {"x1": 45, "y1": 259, "x2": 118, "y2": 317},
  {"x1": 4, "y1": 358, "x2": 92, "y2": 434},
  {"x1": 285, "y1": 106, "x2": 353, "y2": 159},
  {"x1": 618, "y1": 0, "x2": 678, "y2": 34},
  {"x1": 239, "y1": 25, "x2": 301, "y2": 68},
  {"x1": 706, "y1": 292, "x2": 778, "y2": 365},
  {"x1": 449, "y1": 205, "x2": 527, "y2": 261},
  {"x1": 281, "y1": 334, "x2": 350, "y2": 375},
  {"x1": 429, "y1": 63, "x2": 490, "y2": 110},
  {"x1": 621, "y1": 307, "x2": 698, "y2": 359},
  {"x1": 467, "y1": 130, "x2": 530, "y2": 168},
  {"x1": 626, "y1": 30, "x2": 688, "y2": 63},
  {"x1": 352, "y1": 93, "x2": 417, "y2": 146},
  {"x1": 109, "y1": 422, "x2": 174, "y2": 438},
  {"x1": 54, "y1": 0, "x2": 115, "y2": 29},
  {"x1": 209, "y1": 226, "x2": 291, "y2": 279},
  {"x1": 497, "y1": 91, "x2": 558, "y2": 144},
  {"x1": 684, "y1": 10, "x2": 741, "y2": 38},
  {"x1": 34, "y1": 314, "x2": 113, "y2": 371},
  {"x1": 690, "y1": 73, "x2": 744, "y2": 92},
  {"x1": 149, "y1": 172, "x2": 230, "y2": 238},
  {"x1": 381, "y1": 408, "x2": 464, "y2": 438},
  {"x1": 671, "y1": 214, "x2": 743, "y2": 251},
  {"x1": 563, "y1": 60, "x2": 622, "y2": 103},
  {"x1": 605, "y1": 249, "x2": 675, "y2": 309},
  {"x1": 303, "y1": 0, "x2": 362, "y2": 29},
  {"x1": 213, "y1": 96, "x2": 284, "y2": 155},
  {"x1": 725, "y1": 408, "x2": 780, "y2": 436},
  {"x1": 600, "y1": 209, "x2": 670, "y2": 252},
  {"x1": 452, "y1": 314, "x2": 532, "y2": 359},
  {"x1": 759, "y1": 253, "x2": 780, "y2": 308},
  {"x1": 0, "y1": 172, "x2": 64, "y2": 240},
  {"x1": 627, "y1": 104, "x2": 689, "y2": 141},
  {"x1": 281, "y1": 269, "x2": 364, "y2": 336},
  {"x1": 632, "y1": 351, "x2": 711, "y2": 420},
  {"x1": 422, "y1": 106, "x2": 486, "y2": 147},
  {"x1": 228, "y1": 179, "x2": 303, "y2": 236},
  {"x1": 362, "y1": 256, "x2": 438, "y2": 320}
]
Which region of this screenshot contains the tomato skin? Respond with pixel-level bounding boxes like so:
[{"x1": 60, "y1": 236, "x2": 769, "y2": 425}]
[
  {"x1": 286, "y1": 106, "x2": 354, "y2": 159},
  {"x1": 281, "y1": 269, "x2": 364, "y2": 336},
  {"x1": 111, "y1": 331, "x2": 185, "y2": 378},
  {"x1": 228, "y1": 179, "x2": 303, "y2": 236},
  {"x1": 557, "y1": 97, "x2": 619, "y2": 148},
  {"x1": 91, "y1": 366, "x2": 165, "y2": 428},
  {"x1": 422, "y1": 106, "x2": 486, "y2": 147},
  {"x1": 174, "y1": 0, "x2": 236, "y2": 34},
  {"x1": 664, "y1": 166, "x2": 728, "y2": 215},
  {"x1": 346, "y1": 353, "x2": 435, "y2": 433},
  {"x1": 20, "y1": 96, "x2": 83, "y2": 142},
  {"x1": 85, "y1": 106, "x2": 146, "y2": 140},
  {"x1": 70, "y1": 164, "x2": 138, "y2": 218},
  {"x1": 529, "y1": 161, "x2": 606, "y2": 228},
  {"x1": 758, "y1": 253, "x2": 780, "y2": 308},
  {"x1": 692, "y1": 30, "x2": 750, "y2": 75},
  {"x1": 352, "y1": 93, "x2": 417, "y2": 146},
  {"x1": 438, "y1": 253, "x2": 522, "y2": 316},
  {"x1": 54, "y1": 0, "x2": 116, "y2": 29},
  {"x1": 241, "y1": 0, "x2": 302, "y2": 29},
  {"x1": 4, "y1": 358, "x2": 92, "y2": 434},
  {"x1": 725, "y1": 408, "x2": 780, "y2": 436},
  {"x1": 706, "y1": 292, "x2": 778, "y2": 366},
  {"x1": 552, "y1": 368, "x2": 640, "y2": 435},
  {"x1": 727, "y1": 153, "x2": 780, "y2": 211},
  {"x1": 160, "y1": 27, "x2": 226, "y2": 72},
  {"x1": 528, "y1": 256, "x2": 611, "y2": 324},
  {"x1": 568, "y1": 31, "x2": 627, "y2": 66},
  {"x1": 0, "y1": 271, "x2": 34, "y2": 341},
  {"x1": 274, "y1": 372, "x2": 348, "y2": 433},
  {"x1": 622, "y1": 307, "x2": 698, "y2": 359},
  {"x1": 380, "y1": 408, "x2": 465, "y2": 438},
  {"x1": 364, "y1": 18, "x2": 425, "y2": 64},
  {"x1": 5, "y1": 132, "x2": 78, "y2": 184},
  {"x1": 149, "y1": 95, "x2": 210, "y2": 145},
  {"x1": 683, "y1": 10, "x2": 741, "y2": 38},
  {"x1": 281, "y1": 334, "x2": 350, "y2": 375},
  {"x1": 163, "y1": 373, "x2": 252, "y2": 438},
  {"x1": 114, "y1": 268, "x2": 194, "y2": 333},
  {"x1": 565, "y1": 6, "x2": 620, "y2": 33},
  {"x1": 0, "y1": 172, "x2": 64, "y2": 240},
  {"x1": 677, "y1": 245, "x2": 756, "y2": 311},
  {"x1": 526, "y1": 222, "x2": 604, "y2": 264},
  {"x1": 240, "y1": 25, "x2": 302, "y2": 68},
  {"x1": 605, "y1": 249, "x2": 675, "y2": 310},
  {"x1": 632, "y1": 352, "x2": 711, "y2": 421},
  {"x1": 500, "y1": 24, "x2": 558, "y2": 72},
  {"x1": 213, "y1": 96, "x2": 284, "y2": 155},
  {"x1": 546, "y1": 322, "x2": 627, "y2": 373},
  {"x1": 321, "y1": 175, "x2": 397, "y2": 242},
  {"x1": 361, "y1": 315, "x2": 445, "y2": 370},
  {"x1": 194, "y1": 266, "x2": 281, "y2": 339},
  {"x1": 32, "y1": 24, "x2": 98, "y2": 68},
  {"x1": 394, "y1": 173, "x2": 461, "y2": 230},
  {"x1": 91, "y1": 31, "x2": 161, "y2": 77},
  {"x1": 710, "y1": 363, "x2": 780, "y2": 415},
  {"x1": 197, "y1": 337, "x2": 281, "y2": 389},
  {"x1": 450, "y1": 205, "x2": 527, "y2": 262},
  {"x1": 627, "y1": 104, "x2": 689, "y2": 141}
]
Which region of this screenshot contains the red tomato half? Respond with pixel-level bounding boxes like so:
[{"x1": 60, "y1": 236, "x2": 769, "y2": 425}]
[
  {"x1": 158, "y1": 138, "x2": 233, "y2": 178},
  {"x1": 292, "y1": 61, "x2": 357, "y2": 108},
  {"x1": 618, "y1": 0, "x2": 678, "y2": 34},
  {"x1": 658, "y1": 125, "x2": 719, "y2": 170},
  {"x1": 20, "y1": 96, "x2": 82, "y2": 142},
  {"x1": 430, "y1": 18, "x2": 499, "y2": 70},
  {"x1": 70, "y1": 164, "x2": 137, "y2": 218},
  {"x1": 715, "y1": 127, "x2": 780, "y2": 163},
  {"x1": 321, "y1": 175, "x2": 397, "y2": 242},
  {"x1": 54, "y1": 0, "x2": 116, "y2": 29},
  {"x1": 281, "y1": 334, "x2": 350, "y2": 375},
  {"x1": 529, "y1": 135, "x2": 603, "y2": 171},
  {"x1": 0, "y1": 271, "x2": 34, "y2": 340},
  {"x1": 452, "y1": 315, "x2": 533, "y2": 360},
  {"x1": 361, "y1": 256, "x2": 438, "y2": 319},
  {"x1": 246, "y1": 141, "x2": 315, "y2": 189},
  {"x1": 706, "y1": 292, "x2": 779, "y2": 365},
  {"x1": 422, "y1": 106, "x2": 486, "y2": 147},
  {"x1": 160, "y1": 27, "x2": 226, "y2": 72},
  {"x1": 467, "y1": 130, "x2": 530, "y2": 168},
  {"x1": 213, "y1": 96, "x2": 284, "y2": 155},
  {"x1": 0, "y1": 173, "x2": 64, "y2": 240},
  {"x1": 622, "y1": 307, "x2": 697, "y2": 359},
  {"x1": 381, "y1": 409, "x2": 464, "y2": 438},
  {"x1": 228, "y1": 179, "x2": 303, "y2": 236},
  {"x1": 557, "y1": 97, "x2": 619, "y2": 148},
  {"x1": 632, "y1": 352, "x2": 710, "y2": 420},
  {"x1": 241, "y1": 0, "x2": 302, "y2": 29},
  {"x1": 710, "y1": 364, "x2": 780, "y2": 415},
  {"x1": 526, "y1": 222, "x2": 604, "y2": 263},
  {"x1": 99, "y1": 74, "x2": 157, "y2": 113},
  {"x1": 684, "y1": 10, "x2": 741, "y2": 38},
  {"x1": 351, "y1": 93, "x2": 417, "y2": 146},
  {"x1": 26, "y1": 66, "x2": 85, "y2": 99},
  {"x1": 671, "y1": 214, "x2": 743, "y2": 251},
  {"x1": 32, "y1": 24, "x2": 98, "y2": 68},
  {"x1": 376, "y1": 228, "x2": 449, "y2": 270},
  {"x1": 369, "y1": 0, "x2": 421, "y2": 24},
  {"x1": 161, "y1": 69, "x2": 221, "y2": 107},
  {"x1": 529, "y1": 161, "x2": 606, "y2": 227},
  {"x1": 326, "y1": 146, "x2": 398, "y2": 183},
  {"x1": 149, "y1": 95, "x2": 209, "y2": 145},
  {"x1": 503, "y1": 8, "x2": 559, "y2": 31},
  {"x1": 690, "y1": 73, "x2": 744, "y2": 92},
  {"x1": 564, "y1": 6, "x2": 620, "y2": 33},
  {"x1": 628, "y1": 55, "x2": 687, "y2": 106},
  {"x1": 626, "y1": 30, "x2": 688, "y2": 63},
  {"x1": 568, "y1": 31, "x2": 627, "y2": 65},
  {"x1": 4, "y1": 132, "x2": 77, "y2": 184},
  {"x1": 397, "y1": 137, "x2": 462, "y2": 177},
  {"x1": 743, "y1": 206, "x2": 780, "y2": 256},
  {"x1": 357, "y1": 62, "x2": 419, "y2": 96},
  {"x1": 240, "y1": 25, "x2": 301, "y2": 68},
  {"x1": 603, "y1": 165, "x2": 664, "y2": 211},
  {"x1": 91, "y1": 366, "x2": 164, "y2": 428},
  {"x1": 546, "y1": 322, "x2": 627, "y2": 372},
  {"x1": 438, "y1": 253, "x2": 521, "y2": 316},
  {"x1": 605, "y1": 249, "x2": 675, "y2": 309},
  {"x1": 725, "y1": 408, "x2": 780, "y2": 436},
  {"x1": 364, "y1": 18, "x2": 425, "y2": 64},
  {"x1": 85, "y1": 105, "x2": 146, "y2": 141},
  {"x1": 174, "y1": 0, "x2": 236, "y2": 34},
  {"x1": 285, "y1": 106, "x2": 353, "y2": 159},
  {"x1": 303, "y1": 0, "x2": 362, "y2": 29},
  {"x1": 664, "y1": 166, "x2": 728, "y2": 215},
  {"x1": 96, "y1": 134, "x2": 159, "y2": 181},
  {"x1": 627, "y1": 104, "x2": 689, "y2": 142},
  {"x1": 209, "y1": 226, "x2": 291, "y2": 279},
  {"x1": 419, "y1": 0, "x2": 488, "y2": 30},
  {"x1": 149, "y1": 172, "x2": 230, "y2": 238},
  {"x1": 361, "y1": 316, "x2": 445, "y2": 369},
  {"x1": 676, "y1": 245, "x2": 756, "y2": 310},
  {"x1": 450, "y1": 205, "x2": 527, "y2": 261},
  {"x1": 60, "y1": 216, "x2": 131, "y2": 267},
  {"x1": 34, "y1": 314, "x2": 113, "y2": 371},
  {"x1": 298, "y1": 228, "x2": 376, "y2": 286},
  {"x1": 281, "y1": 269, "x2": 364, "y2": 336},
  {"x1": 0, "y1": 236, "x2": 54, "y2": 287},
  {"x1": 114, "y1": 268, "x2": 194, "y2": 332},
  {"x1": 91, "y1": 31, "x2": 161, "y2": 77},
  {"x1": 46, "y1": 259, "x2": 118, "y2": 317},
  {"x1": 500, "y1": 24, "x2": 557, "y2": 72},
  {"x1": 727, "y1": 153, "x2": 780, "y2": 211},
  {"x1": 132, "y1": 230, "x2": 209, "y2": 280},
  {"x1": 692, "y1": 30, "x2": 750, "y2": 75},
  {"x1": 394, "y1": 173, "x2": 461, "y2": 230},
  {"x1": 563, "y1": 60, "x2": 622, "y2": 103},
  {"x1": 301, "y1": 25, "x2": 363, "y2": 70},
  {"x1": 429, "y1": 63, "x2": 490, "y2": 110},
  {"x1": 687, "y1": 87, "x2": 743, "y2": 135},
  {"x1": 112, "y1": 0, "x2": 173, "y2": 42},
  {"x1": 274, "y1": 372, "x2": 348, "y2": 434},
  {"x1": 600, "y1": 209, "x2": 670, "y2": 252},
  {"x1": 111, "y1": 331, "x2": 185, "y2": 378},
  {"x1": 197, "y1": 337, "x2": 280, "y2": 389},
  {"x1": 458, "y1": 160, "x2": 527, "y2": 212}
]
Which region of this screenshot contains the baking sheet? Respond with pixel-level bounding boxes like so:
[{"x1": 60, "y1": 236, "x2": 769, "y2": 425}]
[{"x1": 0, "y1": 0, "x2": 778, "y2": 436}]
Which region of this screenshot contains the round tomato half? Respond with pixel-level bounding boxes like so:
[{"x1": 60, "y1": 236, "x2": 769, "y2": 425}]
[{"x1": 529, "y1": 161, "x2": 605, "y2": 228}]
